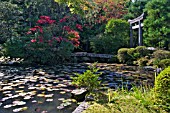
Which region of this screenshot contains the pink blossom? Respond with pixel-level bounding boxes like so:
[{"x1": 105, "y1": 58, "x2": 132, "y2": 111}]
[
  {"x1": 29, "y1": 28, "x2": 37, "y2": 32},
  {"x1": 37, "y1": 19, "x2": 47, "y2": 24},
  {"x1": 48, "y1": 40, "x2": 53, "y2": 46},
  {"x1": 63, "y1": 26, "x2": 71, "y2": 32},
  {"x1": 40, "y1": 16, "x2": 51, "y2": 20},
  {"x1": 76, "y1": 24, "x2": 83, "y2": 31},
  {"x1": 27, "y1": 31, "x2": 32, "y2": 34},
  {"x1": 48, "y1": 20, "x2": 56, "y2": 24},
  {"x1": 31, "y1": 39, "x2": 36, "y2": 43},
  {"x1": 59, "y1": 18, "x2": 66, "y2": 23},
  {"x1": 38, "y1": 36, "x2": 43, "y2": 43},
  {"x1": 35, "y1": 26, "x2": 43, "y2": 33}
]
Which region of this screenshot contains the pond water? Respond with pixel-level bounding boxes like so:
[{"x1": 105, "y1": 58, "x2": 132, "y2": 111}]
[{"x1": 0, "y1": 63, "x2": 153, "y2": 113}]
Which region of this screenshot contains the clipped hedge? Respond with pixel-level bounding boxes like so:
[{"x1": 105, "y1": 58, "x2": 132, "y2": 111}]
[
  {"x1": 135, "y1": 46, "x2": 149, "y2": 58},
  {"x1": 117, "y1": 48, "x2": 131, "y2": 63},
  {"x1": 118, "y1": 46, "x2": 150, "y2": 65},
  {"x1": 137, "y1": 57, "x2": 149, "y2": 67},
  {"x1": 155, "y1": 66, "x2": 170, "y2": 110},
  {"x1": 158, "y1": 59, "x2": 170, "y2": 68},
  {"x1": 153, "y1": 50, "x2": 170, "y2": 60}
]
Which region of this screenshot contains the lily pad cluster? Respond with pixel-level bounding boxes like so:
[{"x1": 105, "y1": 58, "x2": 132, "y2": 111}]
[{"x1": 0, "y1": 67, "x2": 77, "y2": 112}]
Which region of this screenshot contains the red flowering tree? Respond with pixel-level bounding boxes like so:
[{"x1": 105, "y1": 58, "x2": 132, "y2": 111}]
[{"x1": 24, "y1": 15, "x2": 82, "y2": 64}]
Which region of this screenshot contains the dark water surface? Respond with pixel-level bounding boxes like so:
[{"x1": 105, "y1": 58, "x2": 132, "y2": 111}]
[
  {"x1": 0, "y1": 63, "x2": 154, "y2": 113},
  {"x1": 0, "y1": 65, "x2": 79, "y2": 113}
]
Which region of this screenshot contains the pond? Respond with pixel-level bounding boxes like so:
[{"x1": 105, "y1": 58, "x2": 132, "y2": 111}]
[{"x1": 0, "y1": 63, "x2": 154, "y2": 113}]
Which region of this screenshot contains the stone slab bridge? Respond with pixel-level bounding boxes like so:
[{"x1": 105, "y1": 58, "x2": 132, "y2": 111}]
[{"x1": 71, "y1": 52, "x2": 114, "y2": 62}]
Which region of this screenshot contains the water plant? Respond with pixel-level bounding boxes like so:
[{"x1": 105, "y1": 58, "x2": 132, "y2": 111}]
[{"x1": 72, "y1": 62, "x2": 102, "y2": 93}]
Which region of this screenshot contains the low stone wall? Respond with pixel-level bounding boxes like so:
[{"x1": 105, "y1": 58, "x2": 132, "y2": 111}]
[
  {"x1": 71, "y1": 52, "x2": 115, "y2": 63},
  {"x1": 71, "y1": 52, "x2": 114, "y2": 58}
]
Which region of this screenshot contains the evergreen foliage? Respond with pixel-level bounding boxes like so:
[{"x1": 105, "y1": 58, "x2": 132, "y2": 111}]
[
  {"x1": 124, "y1": 0, "x2": 150, "y2": 20},
  {"x1": 0, "y1": 1, "x2": 21, "y2": 43},
  {"x1": 143, "y1": 0, "x2": 170, "y2": 49}
]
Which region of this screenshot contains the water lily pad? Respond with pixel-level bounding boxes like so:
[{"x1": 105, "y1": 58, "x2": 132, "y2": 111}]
[
  {"x1": 28, "y1": 91, "x2": 37, "y2": 95},
  {"x1": 71, "y1": 99, "x2": 77, "y2": 102},
  {"x1": 39, "y1": 86, "x2": 46, "y2": 90},
  {"x1": 46, "y1": 88, "x2": 53, "y2": 92},
  {"x1": 11, "y1": 94, "x2": 20, "y2": 98},
  {"x1": 37, "y1": 94, "x2": 45, "y2": 97},
  {"x1": 30, "y1": 80, "x2": 37, "y2": 83},
  {"x1": 0, "y1": 72, "x2": 4, "y2": 77},
  {"x1": 3, "y1": 86, "x2": 13, "y2": 90},
  {"x1": 28, "y1": 87, "x2": 37, "y2": 90},
  {"x1": 13, "y1": 107, "x2": 28, "y2": 112},
  {"x1": 45, "y1": 84, "x2": 53, "y2": 87},
  {"x1": 52, "y1": 88, "x2": 60, "y2": 91},
  {"x1": 15, "y1": 90, "x2": 24, "y2": 93},
  {"x1": 18, "y1": 86, "x2": 25, "y2": 89},
  {"x1": 4, "y1": 104, "x2": 13, "y2": 108},
  {"x1": 54, "y1": 80, "x2": 59, "y2": 83},
  {"x1": 18, "y1": 92, "x2": 27, "y2": 96},
  {"x1": 24, "y1": 96, "x2": 32, "y2": 100},
  {"x1": 3, "y1": 91, "x2": 11, "y2": 94},
  {"x1": 57, "y1": 105, "x2": 64, "y2": 110},
  {"x1": 61, "y1": 102, "x2": 71, "y2": 107},
  {"x1": 58, "y1": 98, "x2": 65, "y2": 101},
  {"x1": 1, "y1": 97, "x2": 10, "y2": 101},
  {"x1": 41, "y1": 111, "x2": 48, "y2": 113},
  {"x1": 13, "y1": 101, "x2": 26, "y2": 106},
  {"x1": 11, "y1": 84, "x2": 18, "y2": 87},
  {"x1": 57, "y1": 84, "x2": 67, "y2": 88},
  {"x1": 44, "y1": 94, "x2": 53, "y2": 98},
  {"x1": 35, "y1": 84, "x2": 41, "y2": 87},
  {"x1": 37, "y1": 101, "x2": 43, "y2": 104},
  {"x1": 5, "y1": 93, "x2": 13, "y2": 97},
  {"x1": 60, "y1": 91, "x2": 66, "y2": 94},
  {"x1": 46, "y1": 99, "x2": 53, "y2": 102},
  {"x1": 32, "y1": 100, "x2": 37, "y2": 103}
]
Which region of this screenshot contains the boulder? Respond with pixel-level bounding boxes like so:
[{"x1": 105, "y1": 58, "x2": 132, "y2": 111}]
[{"x1": 71, "y1": 88, "x2": 88, "y2": 102}]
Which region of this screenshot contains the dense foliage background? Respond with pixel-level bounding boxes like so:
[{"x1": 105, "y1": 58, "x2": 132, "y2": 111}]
[{"x1": 0, "y1": 0, "x2": 169, "y2": 64}]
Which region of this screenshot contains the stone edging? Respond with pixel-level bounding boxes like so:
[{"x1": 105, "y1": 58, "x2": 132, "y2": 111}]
[{"x1": 72, "y1": 101, "x2": 89, "y2": 113}]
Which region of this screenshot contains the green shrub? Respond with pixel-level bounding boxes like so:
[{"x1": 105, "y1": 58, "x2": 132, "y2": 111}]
[
  {"x1": 127, "y1": 48, "x2": 136, "y2": 59},
  {"x1": 127, "y1": 46, "x2": 149, "y2": 63},
  {"x1": 153, "y1": 50, "x2": 170, "y2": 66},
  {"x1": 2, "y1": 37, "x2": 26, "y2": 58},
  {"x1": 91, "y1": 34, "x2": 124, "y2": 54},
  {"x1": 158, "y1": 59, "x2": 170, "y2": 68},
  {"x1": 2, "y1": 15, "x2": 81, "y2": 64},
  {"x1": 117, "y1": 48, "x2": 132, "y2": 63},
  {"x1": 0, "y1": 2, "x2": 21, "y2": 44},
  {"x1": 137, "y1": 57, "x2": 149, "y2": 67},
  {"x1": 155, "y1": 66, "x2": 170, "y2": 110},
  {"x1": 153, "y1": 50, "x2": 170, "y2": 60},
  {"x1": 135, "y1": 46, "x2": 149, "y2": 58},
  {"x1": 72, "y1": 63, "x2": 102, "y2": 92},
  {"x1": 105, "y1": 19, "x2": 129, "y2": 36},
  {"x1": 91, "y1": 19, "x2": 129, "y2": 54}
]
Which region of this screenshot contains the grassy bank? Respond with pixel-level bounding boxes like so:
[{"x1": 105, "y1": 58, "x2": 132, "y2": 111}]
[{"x1": 83, "y1": 87, "x2": 167, "y2": 113}]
